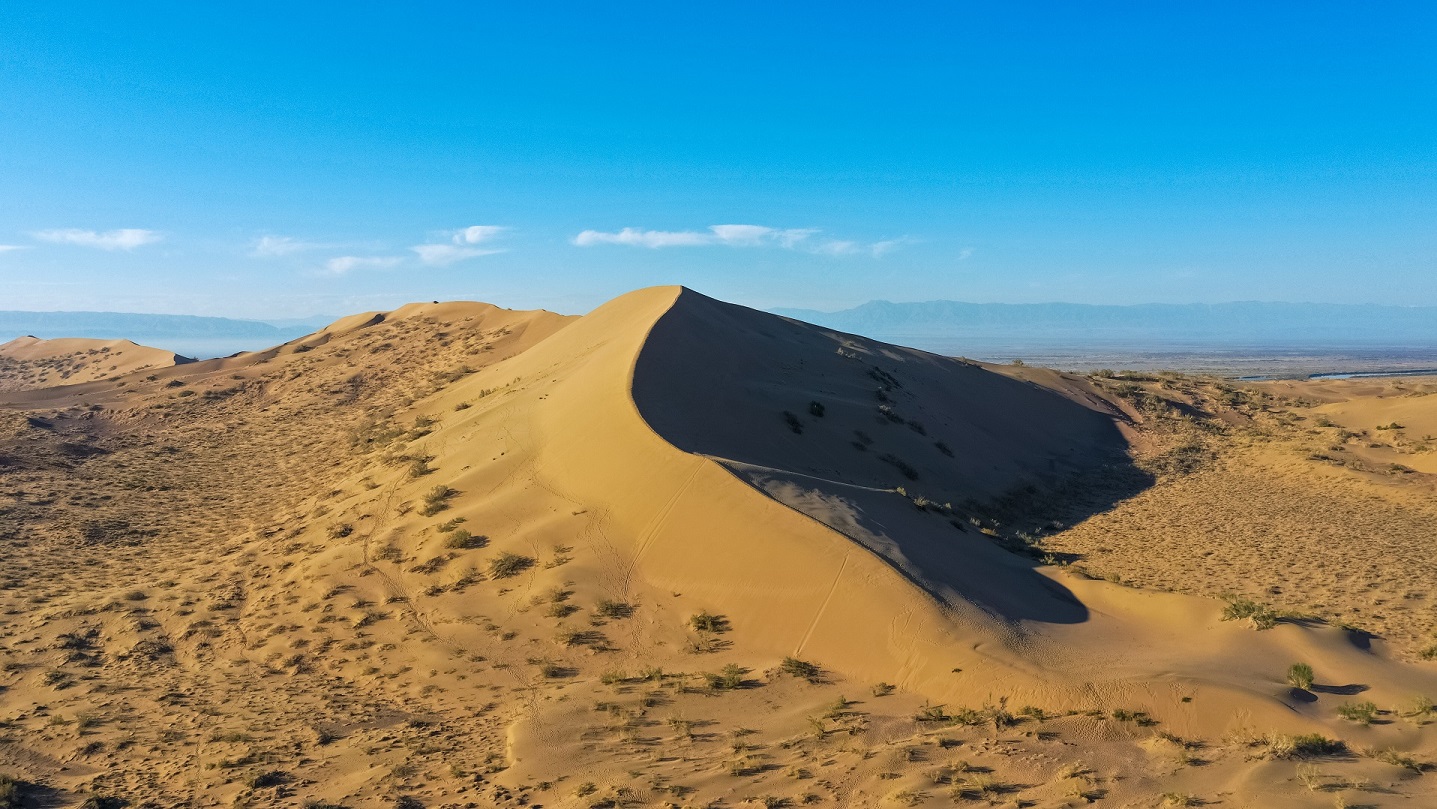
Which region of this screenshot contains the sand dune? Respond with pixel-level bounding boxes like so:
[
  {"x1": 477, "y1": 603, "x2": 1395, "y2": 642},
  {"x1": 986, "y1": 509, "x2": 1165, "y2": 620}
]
[
  {"x1": 0, "y1": 335, "x2": 189, "y2": 391},
  {"x1": 0, "y1": 287, "x2": 1433, "y2": 807}
]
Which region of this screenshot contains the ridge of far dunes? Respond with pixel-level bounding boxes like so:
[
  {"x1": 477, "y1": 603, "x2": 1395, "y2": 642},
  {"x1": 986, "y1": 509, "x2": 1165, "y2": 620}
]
[{"x1": 1, "y1": 286, "x2": 1434, "y2": 808}]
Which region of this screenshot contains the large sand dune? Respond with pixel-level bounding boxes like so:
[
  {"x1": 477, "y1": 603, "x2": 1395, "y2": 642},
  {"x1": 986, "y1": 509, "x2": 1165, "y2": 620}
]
[{"x1": 0, "y1": 287, "x2": 1434, "y2": 807}]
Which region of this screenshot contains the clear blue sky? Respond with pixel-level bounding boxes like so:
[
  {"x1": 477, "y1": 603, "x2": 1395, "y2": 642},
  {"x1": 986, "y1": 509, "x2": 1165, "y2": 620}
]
[{"x1": 2, "y1": 2, "x2": 1434, "y2": 318}]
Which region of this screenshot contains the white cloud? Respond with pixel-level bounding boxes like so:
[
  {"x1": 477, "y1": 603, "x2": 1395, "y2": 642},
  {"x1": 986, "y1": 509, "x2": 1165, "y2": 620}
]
[
  {"x1": 574, "y1": 224, "x2": 902, "y2": 256},
  {"x1": 324, "y1": 255, "x2": 403, "y2": 274},
  {"x1": 251, "y1": 235, "x2": 327, "y2": 257},
  {"x1": 0, "y1": 245, "x2": 29, "y2": 253},
  {"x1": 957, "y1": 247, "x2": 974, "y2": 260},
  {"x1": 410, "y1": 225, "x2": 511, "y2": 265},
  {"x1": 411, "y1": 243, "x2": 504, "y2": 266},
  {"x1": 455, "y1": 225, "x2": 507, "y2": 245},
  {"x1": 574, "y1": 227, "x2": 713, "y2": 248},
  {"x1": 34, "y1": 228, "x2": 162, "y2": 250}
]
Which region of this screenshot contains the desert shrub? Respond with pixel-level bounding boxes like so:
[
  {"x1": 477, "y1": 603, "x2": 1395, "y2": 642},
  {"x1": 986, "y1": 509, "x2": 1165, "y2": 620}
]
[
  {"x1": 420, "y1": 485, "x2": 456, "y2": 516},
  {"x1": 1337, "y1": 701, "x2": 1379, "y2": 725},
  {"x1": 915, "y1": 702, "x2": 948, "y2": 722},
  {"x1": 249, "y1": 770, "x2": 289, "y2": 788},
  {"x1": 1110, "y1": 708, "x2": 1150, "y2": 724},
  {"x1": 328, "y1": 523, "x2": 353, "y2": 539},
  {"x1": 808, "y1": 400, "x2": 825, "y2": 417},
  {"x1": 595, "y1": 599, "x2": 633, "y2": 619},
  {"x1": 1220, "y1": 595, "x2": 1278, "y2": 630},
  {"x1": 0, "y1": 775, "x2": 20, "y2": 809},
  {"x1": 933, "y1": 441, "x2": 953, "y2": 457},
  {"x1": 80, "y1": 799, "x2": 126, "y2": 809},
  {"x1": 690, "y1": 611, "x2": 729, "y2": 633},
  {"x1": 779, "y1": 657, "x2": 821, "y2": 682},
  {"x1": 1287, "y1": 663, "x2": 1315, "y2": 690},
  {"x1": 407, "y1": 456, "x2": 434, "y2": 478},
  {"x1": 1265, "y1": 733, "x2": 1345, "y2": 758},
  {"x1": 782, "y1": 411, "x2": 803, "y2": 434},
  {"x1": 1419, "y1": 644, "x2": 1437, "y2": 660},
  {"x1": 878, "y1": 453, "x2": 919, "y2": 480},
  {"x1": 1371, "y1": 748, "x2": 1424, "y2": 772},
  {"x1": 488, "y1": 552, "x2": 533, "y2": 579},
  {"x1": 953, "y1": 773, "x2": 1001, "y2": 799},
  {"x1": 703, "y1": 664, "x2": 747, "y2": 690},
  {"x1": 1404, "y1": 694, "x2": 1435, "y2": 718},
  {"x1": 872, "y1": 682, "x2": 895, "y2": 697},
  {"x1": 442, "y1": 529, "x2": 486, "y2": 550}
]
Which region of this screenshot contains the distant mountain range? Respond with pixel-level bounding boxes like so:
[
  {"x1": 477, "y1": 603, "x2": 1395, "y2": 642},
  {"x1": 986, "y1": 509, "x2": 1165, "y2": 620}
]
[
  {"x1": 0, "y1": 311, "x2": 333, "y2": 358},
  {"x1": 771, "y1": 301, "x2": 1437, "y2": 351}
]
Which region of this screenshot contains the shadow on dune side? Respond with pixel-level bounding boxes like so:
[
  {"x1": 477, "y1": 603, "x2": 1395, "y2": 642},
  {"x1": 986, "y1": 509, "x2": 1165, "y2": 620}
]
[{"x1": 631, "y1": 288, "x2": 1157, "y2": 626}]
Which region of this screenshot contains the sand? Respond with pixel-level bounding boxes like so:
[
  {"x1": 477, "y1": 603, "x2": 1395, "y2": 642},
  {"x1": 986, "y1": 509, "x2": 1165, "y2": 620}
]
[
  {"x1": 0, "y1": 336, "x2": 189, "y2": 391},
  {"x1": 0, "y1": 287, "x2": 1433, "y2": 807}
]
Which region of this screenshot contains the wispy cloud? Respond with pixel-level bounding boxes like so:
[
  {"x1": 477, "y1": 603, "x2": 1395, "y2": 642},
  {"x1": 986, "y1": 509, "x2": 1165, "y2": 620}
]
[
  {"x1": 251, "y1": 235, "x2": 330, "y2": 257},
  {"x1": 324, "y1": 255, "x2": 403, "y2": 275},
  {"x1": 0, "y1": 245, "x2": 30, "y2": 253},
  {"x1": 957, "y1": 247, "x2": 974, "y2": 260},
  {"x1": 34, "y1": 228, "x2": 162, "y2": 250},
  {"x1": 411, "y1": 225, "x2": 510, "y2": 266},
  {"x1": 573, "y1": 224, "x2": 902, "y2": 256}
]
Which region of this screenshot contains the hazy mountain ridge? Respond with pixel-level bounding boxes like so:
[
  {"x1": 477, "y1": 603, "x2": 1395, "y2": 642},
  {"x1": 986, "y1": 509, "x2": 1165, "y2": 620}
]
[
  {"x1": 773, "y1": 300, "x2": 1437, "y2": 345},
  {"x1": 0, "y1": 311, "x2": 334, "y2": 358}
]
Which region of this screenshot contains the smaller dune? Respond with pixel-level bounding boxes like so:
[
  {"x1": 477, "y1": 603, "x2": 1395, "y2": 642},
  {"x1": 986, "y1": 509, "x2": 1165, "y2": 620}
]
[{"x1": 0, "y1": 335, "x2": 189, "y2": 391}]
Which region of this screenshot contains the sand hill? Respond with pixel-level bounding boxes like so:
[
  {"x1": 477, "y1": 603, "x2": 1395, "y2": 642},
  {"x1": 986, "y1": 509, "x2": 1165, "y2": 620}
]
[
  {"x1": 0, "y1": 336, "x2": 190, "y2": 392},
  {"x1": 0, "y1": 287, "x2": 1433, "y2": 808}
]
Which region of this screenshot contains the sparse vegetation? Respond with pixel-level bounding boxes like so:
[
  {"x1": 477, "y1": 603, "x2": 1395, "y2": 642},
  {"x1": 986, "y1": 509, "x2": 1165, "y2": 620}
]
[
  {"x1": 1337, "y1": 700, "x2": 1379, "y2": 725},
  {"x1": 442, "y1": 529, "x2": 486, "y2": 549},
  {"x1": 1288, "y1": 662, "x2": 1315, "y2": 690},
  {"x1": 690, "y1": 611, "x2": 730, "y2": 633},
  {"x1": 488, "y1": 552, "x2": 534, "y2": 579},
  {"x1": 420, "y1": 484, "x2": 456, "y2": 516},
  {"x1": 1263, "y1": 733, "x2": 1346, "y2": 758},
  {"x1": 595, "y1": 599, "x2": 634, "y2": 619},
  {"x1": 1220, "y1": 595, "x2": 1278, "y2": 630},
  {"x1": 779, "y1": 656, "x2": 821, "y2": 682}
]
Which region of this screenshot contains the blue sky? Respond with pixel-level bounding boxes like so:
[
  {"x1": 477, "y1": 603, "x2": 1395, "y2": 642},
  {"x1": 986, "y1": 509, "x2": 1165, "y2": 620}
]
[{"x1": 1, "y1": 2, "x2": 1434, "y2": 318}]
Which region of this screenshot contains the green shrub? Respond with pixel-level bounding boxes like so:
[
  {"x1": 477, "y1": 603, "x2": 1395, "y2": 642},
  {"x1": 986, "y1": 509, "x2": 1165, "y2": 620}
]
[
  {"x1": 1287, "y1": 663, "x2": 1315, "y2": 690},
  {"x1": 690, "y1": 611, "x2": 729, "y2": 633},
  {"x1": 1220, "y1": 595, "x2": 1278, "y2": 630},
  {"x1": 1265, "y1": 733, "x2": 1345, "y2": 758},
  {"x1": 595, "y1": 599, "x2": 633, "y2": 619},
  {"x1": 779, "y1": 657, "x2": 821, "y2": 682},
  {"x1": 1337, "y1": 701, "x2": 1379, "y2": 725},
  {"x1": 703, "y1": 664, "x2": 747, "y2": 690},
  {"x1": 420, "y1": 485, "x2": 456, "y2": 516},
  {"x1": 442, "y1": 529, "x2": 486, "y2": 550},
  {"x1": 488, "y1": 552, "x2": 533, "y2": 579}
]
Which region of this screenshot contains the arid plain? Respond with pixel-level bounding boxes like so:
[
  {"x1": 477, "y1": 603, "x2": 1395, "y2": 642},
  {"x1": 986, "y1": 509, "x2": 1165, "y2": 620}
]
[{"x1": 1, "y1": 287, "x2": 1434, "y2": 808}]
